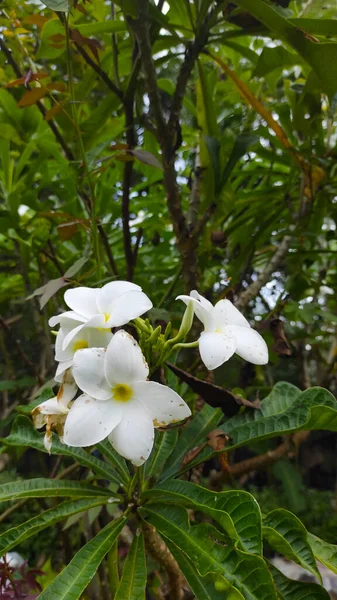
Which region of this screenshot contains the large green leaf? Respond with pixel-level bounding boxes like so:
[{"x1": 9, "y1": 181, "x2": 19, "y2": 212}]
[
  {"x1": 96, "y1": 440, "x2": 130, "y2": 486},
  {"x1": 140, "y1": 504, "x2": 278, "y2": 599},
  {"x1": 143, "y1": 479, "x2": 262, "y2": 554},
  {"x1": 270, "y1": 563, "x2": 330, "y2": 599},
  {"x1": 114, "y1": 532, "x2": 146, "y2": 600},
  {"x1": 38, "y1": 517, "x2": 126, "y2": 600},
  {"x1": 236, "y1": 0, "x2": 337, "y2": 97},
  {"x1": 0, "y1": 498, "x2": 107, "y2": 555},
  {"x1": 179, "y1": 384, "x2": 337, "y2": 471},
  {"x1": 41, "y1": 0, "x2": 69, "y2": 10},
  {"x1": 0, "y1": 478, "x2": 112, "y2": 502},
  {"x1": 2, "y1": 416, "x2": 120, "y2": 484},
  {"x1": 308, "y1": 533, "x2": 337, "y2": 575},
  {"x1": 263, "y1": 509, "x2": 321, "y2": 581},
  {"x1": 144, "y1": 429, "x2": 178, "y2": 480}
]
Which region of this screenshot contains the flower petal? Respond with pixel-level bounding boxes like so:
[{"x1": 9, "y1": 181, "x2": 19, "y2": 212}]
[
  {"x1": 134, "y1": 381, "x2": 191, "y2": 427},
  {"x1": 72, "y1": 348, "x2": 112, "y2": 400},
  {"x1": 226, "y1": 325, "x2": 268, "y2": 365},
  {"x1": 49, "y1": 311, "x2": 86, "y2": 328},
  {"x1": 190, "y1": 290, "x2": 214, "y2": 312},
  {"x1": 64, "y1": 287, "x2": 100, "y2": 319},
  {"x1": 55, "y1": 360, "x2": 73, "y2": 382},
  {"x1": 108, "y1": 401, "x2": 154, "y2": 466},
  {"x1": 199, "y1": 331, "x2": 236, "y2": 370},
  {"x1": 57, "y1": 368, "x2": 77, "y2": 405},
  {"x1": 97, "y1": 281, "x2": 141, "y2": 314},
  {"x1": 56, "y1": 326, "x2": 113, "y2": 361},
  {"x1": 176, "y1": 295, "x2": 215, "y2": 331},
  {"x1": 63, "y1": 394, "x2": 123, "y2": 447},
  {"x1": 213, "y1": 299, "x2": 250, "y2": 329},
  {"x1": 104, "y1": 330, "x2": 149, "y2": 386},
  {"x1": 106, "y1": 291, "x2": 153, "y2": 327},
  {"x1": 34, "y1": 396, "x2": 69, "y2": 416},
  {"x1": 55, "y1": 328, "x2": 73, "y2": 362}
]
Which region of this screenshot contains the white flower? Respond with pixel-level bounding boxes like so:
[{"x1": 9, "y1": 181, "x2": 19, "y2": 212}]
[
  {"x1": 177, "y1": 290, "x2": 268, "y2": 370},
  {"x1": 53, "y1": 319, "x2": 113, "y2": 381},
  {"x1": 32, "y1": 369, "x2": 77, "y2": 453},
  {"x1": 64, "y1": 330, "x2": 191, "y2": 466},
  {"x1": 49, "y1": 280, "x2": 153, "y2": 352}
]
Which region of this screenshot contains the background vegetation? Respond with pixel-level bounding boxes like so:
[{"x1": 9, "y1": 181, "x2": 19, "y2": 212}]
[{"x1": 1, "y1": 0, "x2": 337, "y2": 597}]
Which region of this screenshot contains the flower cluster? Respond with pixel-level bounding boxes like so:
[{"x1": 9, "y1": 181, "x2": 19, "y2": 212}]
[{"x1": 33, "y1": 281, "x2": 268, "y2": 466}]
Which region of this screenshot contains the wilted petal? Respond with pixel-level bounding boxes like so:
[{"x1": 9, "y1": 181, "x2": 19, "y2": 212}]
[
  {"x1": 57, "y1": 368, "x2": 77, "y2": 405},
  {"x1": 49, "y1": 311, "x2": 86, "y2": 328},
  {"x1": 55, "y1": 360, "x2": 73, "y2": 382},
  {"x1": 106, "y1": 291, "x2": 152, "y2": 327},
  {"x1": 64, "y1": 287, "x2": 100, "y2": 319},
  {"x1": 134, "y1": 381, "x2": 191, "y2": 427},
  {"x1": 199, "y1": 331, "x2": 236, "y2": 370},
  {"x1": 213, "y1": 299, "x2": 250, "y2": 329},
  {"x1": 63, "y1": 394, "x2": 123, "y2": 447},
  {"x1": 227, "y1": 325, "x2": 268, "y2": 365},
  {"x1": 176, "y1": 295, "x2": 215, "y2": 331},
  {"x1": 108, "y1": 401, "x2": 154, "y2": 466},
  {"x1": 73, "y1": 348, "x2": 112, "y2": 400},
  {"x1": 97, "y1": 281, "x2": 141, "y2": 315},
  {"x1": 34, "y1": 396, "x2": 69, "y2": 416},
  {"x1": 105, "y1": 330, "x2": 148, "y2": 386}
]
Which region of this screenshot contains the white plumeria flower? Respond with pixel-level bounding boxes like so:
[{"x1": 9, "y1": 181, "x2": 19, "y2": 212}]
[
  {"x1": 53, "y1": 320, "x2": 113, "y2": 382},
  {"x1": 32, "y1": 369, "x2": 77, "y2": 453},
  {"x1": 49, "y1": 280, "x2": 152, "y2": 352},
  {"x1": 177, "y1": 290, "x2": 268, "y2": 370},
  {"x1": 64, "y1": 330, "x2": 191, "y2": 466}
]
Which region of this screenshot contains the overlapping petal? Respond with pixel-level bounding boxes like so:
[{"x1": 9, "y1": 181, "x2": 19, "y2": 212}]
[
  {"x1": 108, "y1": 401, "x2": 154, "y2": 466},
  {"x1": 134, "y1": 381, "x2": 191, "y2": 426},
  {"x1": 72, "y1": 348, "x2": 111, "y2": 400},
  {"x1": 227, "y1": 325, "x2": 268, "y2": 365},
  {"x1": 213, "y1": 299, "x2": 250, "y2": 329},
  {"x1": 105, "y1": 330, "x2": 149, "y2": 386},
  {"x1": 199, "y1": 331, "x2": 236, "y2": 370},
  {"x1": 49, "y1": 311, "x2": 86, "y2": 328},
  {"x1": 63, "y1": 394, "x2": 123, "y2": 447},
  {"x1": 176, "y1": 295, "x2": 215, "y2": 331},
  {"x1": 64, "y1": 287, "x2": 100, "y2": 319},
  {"x1": 55, "y1": 359, "x2": 73, "y2": 382},
  {"x1": 105, "y1": 291, "x2": 153, "y2": 328}
]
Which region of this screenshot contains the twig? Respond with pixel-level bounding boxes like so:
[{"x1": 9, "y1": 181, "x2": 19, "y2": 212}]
[
  {"x1": 143, "y1": 522, "x2": 184, "y2": 600},
  {"x1": 235, "y1": 236, "x2": 291, "y2": 310},
  {"x1": 74, "y1": 42, "x2": 123, "y2": 101},
  {"x1": 133, "y1": 227, "x2": 143, "y2": 266},
  {"x1": 111, "y1": 2, "x2": 121, "y2": 88},
  {"x1": 0, "y1": 499, "x2": 26, "y2": 525}
]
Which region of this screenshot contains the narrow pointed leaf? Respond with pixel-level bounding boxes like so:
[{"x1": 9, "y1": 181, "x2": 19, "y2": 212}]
[
  {"x1": 0, "y1": 478, "x2": 112, "y2": 502},
  {"x1": 0, "y1": 498, "x2": 108, "y2": 554},
  {"x1": 2, "y1": 416, "x2": 120, "y2": 484},
  {"x1": 114, "y1": 532, "x2": 146, "y2": 600},
  {"x1": 144, "y1": 429, "x2": 178, "y2": 479},
  {"x1": 96, "y1": 439, "x2": 130, "y2": 486},
  {"x1": 39, "y1": 517, "x2": 126, "y2": 600}
]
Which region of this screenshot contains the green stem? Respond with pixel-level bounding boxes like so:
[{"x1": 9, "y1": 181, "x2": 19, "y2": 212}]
[{"x1": 64, "y1": 15, "x2": 101, "y2": 280}]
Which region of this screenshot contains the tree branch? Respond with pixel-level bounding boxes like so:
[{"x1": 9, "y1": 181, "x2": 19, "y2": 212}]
[
  {"x1": 74, "y1": 42, "x2": 124, "y2": 101},
  {"x1": 235, "y1": 236, "x2": 291, "y2": 310},
  {"x1": 143, "y1": 522, "x2": 184, "y2": 600}
]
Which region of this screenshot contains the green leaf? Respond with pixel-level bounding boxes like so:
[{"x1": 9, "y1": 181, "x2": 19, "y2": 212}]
[
  {"x1": 0, "y1": 498, "x2": 107, "y2": 555},
  {"x1": 144, "y1": 429, "x2": 178, "y2": 479},
  {"x1": 0, "y1": 478, "x2": 112, "y2": 502},
  {"x1": 308, "y1": 533, "x2": 337, "y2": 575},
  {"x1": 140, "y1": 504, "x2": 277, "y2": 600},
  {"x1": 254, "y1": 47, "x2": 301, "y2": 77},
  {"x1": 270, "y1": 563, "x2": 330, "y2": 599},
  {"x1": 96, "y1": 440, "x2": 130, "y2": 486},
  {"x1": 144, "y1": 479, "x2": 262, "y2": 554},
  {"x1": 236, "y1": 0, "x2": 337, "y2": 98},
  {"x1": 114, "y1": 532, "x2": 146, "y2": 600},
  {"x1": 36, "y1": 20, "x2": 66, "y2": 60},
  {"x1": 272, "y1": 459, "x2": 307, "y2": 513},
  {"x1": 166, "y1": 545, "x2": 225, "y2": 600},
  {"x1": 289, "y1": 18, "x2": 337, "y2": 37},
  {"x1": 41, "y1": 0, "x2": 69, "y2": 11},
  {"x1": 220, "y1": 134, "x2": 258, "y2": 191},
  {"x1": 38, "y1": 517, "x2": 126, "y2": 600},
  {"x1": 76, "y1": 21, "x2": 126, "y2": 36},
  {"x1": 161, "y1": 404, "x2": 223, "y2": 480},
  {"x1": 2, "y1": 416, "x2": 120, "y2": 484},
  {"x1": 263, "y1": 509, "x2": 321, "y2": 582}
]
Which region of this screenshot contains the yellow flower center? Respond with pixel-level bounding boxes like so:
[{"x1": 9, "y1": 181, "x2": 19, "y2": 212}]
[
  {"x1": 112, "y1": 384, "x2": 133, "y2": 403},
  {"x1": 72, "y1": 340, "x2": 89, "y2": 352},
  {"x1": 103, "y1": 313, "x2": 110, "y2": 323}
]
